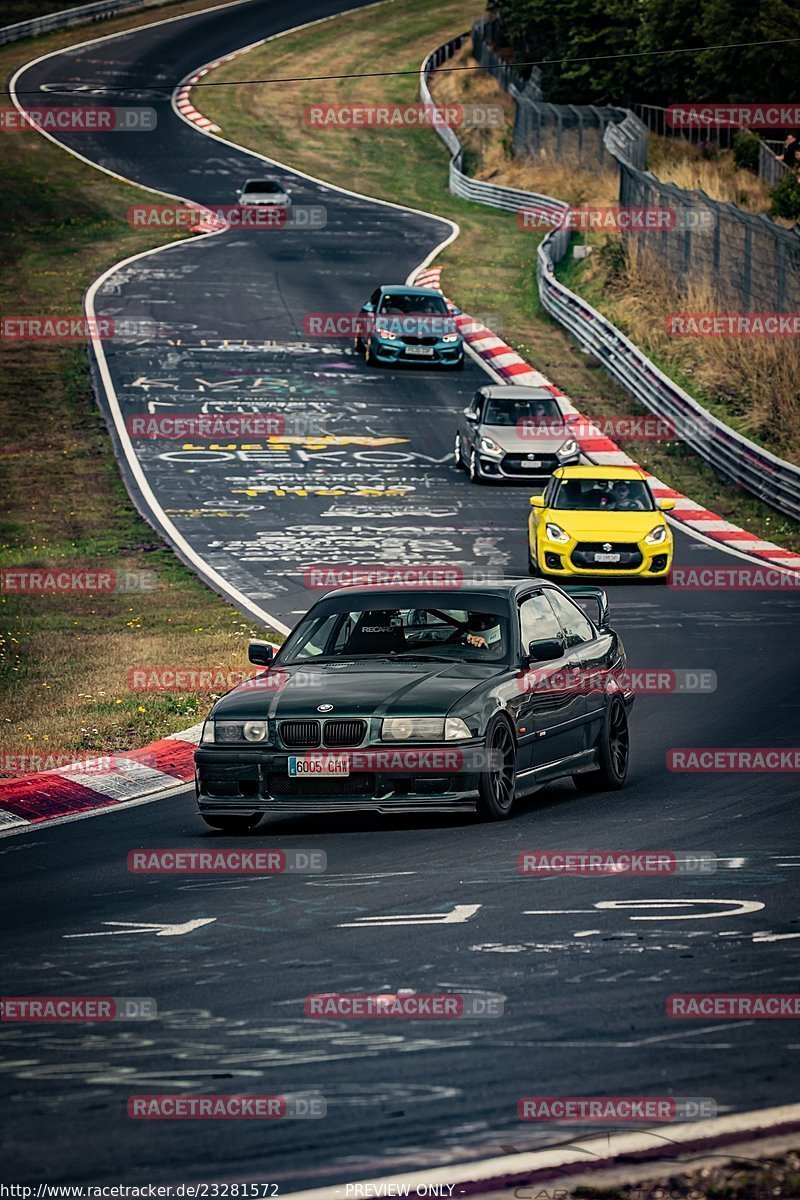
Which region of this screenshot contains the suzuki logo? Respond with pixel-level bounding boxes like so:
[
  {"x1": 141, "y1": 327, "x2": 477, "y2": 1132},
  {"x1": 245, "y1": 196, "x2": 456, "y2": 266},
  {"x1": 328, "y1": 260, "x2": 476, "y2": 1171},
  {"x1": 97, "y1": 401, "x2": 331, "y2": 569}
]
[
  {"x1": 603, "y1": 543, "x2": 612, "y2": 552},
  {"x1": 317, "y1": 703, "x2": 334, "y2": 712}
]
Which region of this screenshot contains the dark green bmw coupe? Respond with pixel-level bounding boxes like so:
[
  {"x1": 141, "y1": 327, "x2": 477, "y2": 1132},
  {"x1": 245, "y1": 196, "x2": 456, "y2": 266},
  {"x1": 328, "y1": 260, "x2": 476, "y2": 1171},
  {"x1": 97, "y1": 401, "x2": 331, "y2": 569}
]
[{"x1": 194, "y1": 581, "x2": 634, "y2": 829}]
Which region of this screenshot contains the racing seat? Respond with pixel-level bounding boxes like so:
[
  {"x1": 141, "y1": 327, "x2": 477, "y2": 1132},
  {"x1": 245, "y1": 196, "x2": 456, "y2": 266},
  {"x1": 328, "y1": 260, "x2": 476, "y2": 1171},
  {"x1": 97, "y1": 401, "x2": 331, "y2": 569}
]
[{"x1": 345, "y1": 611, "x2": 407, "y2": 656}]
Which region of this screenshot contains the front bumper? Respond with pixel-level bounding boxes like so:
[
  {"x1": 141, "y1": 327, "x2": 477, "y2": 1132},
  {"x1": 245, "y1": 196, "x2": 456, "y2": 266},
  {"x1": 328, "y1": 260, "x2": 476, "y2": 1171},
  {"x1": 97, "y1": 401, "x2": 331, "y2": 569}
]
[
  {"x1": 531, "y1": 534, "x2": 673, "y2": 578},
  {"x1": 477, "y1": 451, "x2": 579, "y2": 482},
  {"x1": 194, "y1": 744, "x2": 482, "y2": 815},
  {"x1": 369, "y1": 337, "x2": 463, "y2": 366}
]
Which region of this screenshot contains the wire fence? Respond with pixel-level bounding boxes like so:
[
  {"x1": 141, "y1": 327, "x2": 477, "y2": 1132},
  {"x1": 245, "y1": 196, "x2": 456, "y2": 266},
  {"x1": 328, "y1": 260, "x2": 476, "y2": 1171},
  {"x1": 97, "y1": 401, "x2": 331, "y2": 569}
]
[
  {"x1": 634, "y1": 103, "x2": 790, "y2": 187},
  {"x1": 472, "y1": 18, "x2": 630, "y2": 170},
  {"x1": 472, "y1": 18, "x2": 800, "y2": 312},
  {"x1": 420, "y1": 35, "x2": 800, "y2": 522}
]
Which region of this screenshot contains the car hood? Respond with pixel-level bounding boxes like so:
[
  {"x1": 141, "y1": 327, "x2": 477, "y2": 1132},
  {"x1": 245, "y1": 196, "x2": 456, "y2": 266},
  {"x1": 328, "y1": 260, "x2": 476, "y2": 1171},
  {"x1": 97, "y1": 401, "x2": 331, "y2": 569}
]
[
  {"x1": 546, "y1": 509, "x2": 665, "y2": 539},
  {"x1": 482, "y1": 426, "x2": 571, "y2": 453},
  {"x1": 212, "y1": 658, "x2": 496, "y2": 719}
]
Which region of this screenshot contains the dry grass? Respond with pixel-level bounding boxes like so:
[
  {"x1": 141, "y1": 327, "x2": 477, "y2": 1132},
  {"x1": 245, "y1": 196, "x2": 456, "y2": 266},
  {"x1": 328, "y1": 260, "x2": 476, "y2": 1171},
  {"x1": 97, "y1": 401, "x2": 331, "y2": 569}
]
[
  {"x1": 577, "y1": 236, "x2": 800, "y2": 460},
  {"x1": 648, "y1": 135, "x2": 773, "y2": 211},
  {"x1": 430, "y1": 45, "x2": 618, "y2": 205}
]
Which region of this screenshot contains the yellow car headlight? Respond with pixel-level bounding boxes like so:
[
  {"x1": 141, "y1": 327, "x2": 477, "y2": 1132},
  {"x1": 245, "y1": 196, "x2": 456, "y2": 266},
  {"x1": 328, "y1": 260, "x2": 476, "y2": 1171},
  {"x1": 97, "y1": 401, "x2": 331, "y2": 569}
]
[
  {"x1": 545, "y1": 522, "x2": 570, "y2": 543},
  {"x1": 644, "y1": 524, "x2": 669, "y2": 545}
]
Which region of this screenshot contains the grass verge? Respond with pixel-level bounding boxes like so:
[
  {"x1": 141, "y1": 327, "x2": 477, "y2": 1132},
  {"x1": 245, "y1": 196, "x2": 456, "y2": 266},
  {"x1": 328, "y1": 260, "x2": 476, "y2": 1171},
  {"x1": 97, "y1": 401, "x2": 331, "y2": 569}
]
[
  {"x1": 0, "y1": 0, "x2": 273, "y2": 772},
  {"x1": 198, "y1": 2, "x2": 800, "y2": 552}
]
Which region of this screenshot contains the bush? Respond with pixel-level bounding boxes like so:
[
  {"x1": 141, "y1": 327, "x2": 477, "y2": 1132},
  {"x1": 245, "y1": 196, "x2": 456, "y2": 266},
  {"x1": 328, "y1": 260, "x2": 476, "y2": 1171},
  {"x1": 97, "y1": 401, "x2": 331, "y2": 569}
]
[
  {"x1": 770, "y1": 170, "x2": 800, "y2": 221},
  {"x1": 732, "y1": 130, "x2": 761, "y2": 174}
]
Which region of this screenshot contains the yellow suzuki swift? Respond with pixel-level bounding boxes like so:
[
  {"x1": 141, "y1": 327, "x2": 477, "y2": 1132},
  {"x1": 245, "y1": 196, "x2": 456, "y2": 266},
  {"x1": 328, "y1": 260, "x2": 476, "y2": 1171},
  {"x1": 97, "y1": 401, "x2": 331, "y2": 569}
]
[{"x1": 528, "y1": 465, "x2": 675, "y2": 580}]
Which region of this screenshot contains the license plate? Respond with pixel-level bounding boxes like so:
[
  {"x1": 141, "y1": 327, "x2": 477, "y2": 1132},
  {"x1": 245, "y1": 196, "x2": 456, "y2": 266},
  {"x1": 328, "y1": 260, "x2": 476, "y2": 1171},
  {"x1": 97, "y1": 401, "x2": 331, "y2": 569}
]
[
  {"x1": 594, "y1": 552, "x2": 621, "y2": 563},
  {"x1": 405, "y1": 346, "x2": 435, "y2": 357},
  {"x1": 519, "y1": 460, "x2": 542, "y2": 468},
  {"x1": 288, "y1": 755, "x2": 350, "y2": 777}
]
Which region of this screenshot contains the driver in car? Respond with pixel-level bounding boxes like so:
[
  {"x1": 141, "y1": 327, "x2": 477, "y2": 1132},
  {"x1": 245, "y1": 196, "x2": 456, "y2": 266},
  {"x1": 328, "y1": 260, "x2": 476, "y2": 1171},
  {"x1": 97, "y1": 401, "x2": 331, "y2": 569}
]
[
  {"x1": 610, "y1": 480, "x2": 646, "y2": 511},
  {"x1": 463, "y1": 613, "x2": 505, "y2": 655}
]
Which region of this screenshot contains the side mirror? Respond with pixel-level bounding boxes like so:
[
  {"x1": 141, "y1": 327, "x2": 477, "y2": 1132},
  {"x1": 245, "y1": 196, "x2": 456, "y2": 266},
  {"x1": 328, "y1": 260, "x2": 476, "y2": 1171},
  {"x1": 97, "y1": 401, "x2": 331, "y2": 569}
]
[
  {"x1": 235, "y1": 188, "x2": 242, "y2": 194},
  {"x1": 463, "y1": 407, "x2": 479, "y2": 422},
  {"x1": 529, "y1": 494, "x2": 546, "y2": 507},
  {"x1": 658, "y1": 497, "x2": 676, "y2": 511},
  {"x1": 248, "y1": 639, "x2": 275, "y2": 666},
  {"x1": 448, "y1": 304, "x2": 463, "y2": 316},
  {"x1": 527, "y1": 638, "x2": 564, "y2": 662},
  {"x1": 361, "y1": 301, "x2": 374, "y2": 313}
]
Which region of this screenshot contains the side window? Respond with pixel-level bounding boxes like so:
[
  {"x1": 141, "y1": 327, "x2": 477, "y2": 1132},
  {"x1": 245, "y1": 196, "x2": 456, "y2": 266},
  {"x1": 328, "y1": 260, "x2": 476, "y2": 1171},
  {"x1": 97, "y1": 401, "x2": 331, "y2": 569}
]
[
  {"x1": 472, "y1": 391, "x2": 484, "y2": 417},
  {"x1": 544, "y1": 475, "x2": 558, "y2": 506},
  {"x1": 546, "y1": 590, "x2": 595, "y2": 647},
  {"x1": 518, "y1": 593, "x2": 562, "y2": 652},
  {"x1": 369, "y1": 289, "x2": 381, "y2": 307}
]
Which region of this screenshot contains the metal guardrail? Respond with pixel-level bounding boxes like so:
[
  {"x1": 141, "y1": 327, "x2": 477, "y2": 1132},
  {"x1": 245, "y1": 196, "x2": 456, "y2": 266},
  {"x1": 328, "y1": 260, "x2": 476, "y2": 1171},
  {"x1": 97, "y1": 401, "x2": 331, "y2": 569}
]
[
  {"x1": 420, "y1": 36, "x2": 800, "y2": 523},
  {"x1": 422, "y1": 38, "x2": 566, "y2": 224},
  {"x1": 0, "y1": 0, "x2": 171, "y2": 46}
]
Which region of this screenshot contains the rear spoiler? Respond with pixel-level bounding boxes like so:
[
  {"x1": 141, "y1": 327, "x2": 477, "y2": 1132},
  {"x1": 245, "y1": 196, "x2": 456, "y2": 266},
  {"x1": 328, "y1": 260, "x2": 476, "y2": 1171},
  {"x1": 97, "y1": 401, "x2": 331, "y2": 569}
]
[{"x1": 561, "y1": 584, "x2": 609, "y2": 629}]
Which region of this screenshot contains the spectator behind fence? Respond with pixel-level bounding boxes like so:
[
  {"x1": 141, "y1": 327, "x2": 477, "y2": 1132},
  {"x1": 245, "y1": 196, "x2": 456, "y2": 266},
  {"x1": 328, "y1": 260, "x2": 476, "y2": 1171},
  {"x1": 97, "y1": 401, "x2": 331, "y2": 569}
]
[{"x1": 777, "y1": 131, "x2": 799, "y2": 168}]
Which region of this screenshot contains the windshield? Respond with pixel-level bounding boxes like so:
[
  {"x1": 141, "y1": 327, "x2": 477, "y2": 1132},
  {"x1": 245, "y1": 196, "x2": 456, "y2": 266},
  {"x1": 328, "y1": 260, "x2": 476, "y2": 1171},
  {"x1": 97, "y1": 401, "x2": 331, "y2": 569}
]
[
  {"x1": 553, "y1": 478, "x2": 655, "y2": 511},
  {"x1": 483, "y1": 396, "x2": 564, "y2": 428},
  {"x1": 244, "y1": 180, "x2": 283, "y2": 193},
  {"x1": 378, "y1": 293, "x2": 448, "y2": 315},
  {"x1": 279, "y1": 602, "x2": 511, "y2": 665}
]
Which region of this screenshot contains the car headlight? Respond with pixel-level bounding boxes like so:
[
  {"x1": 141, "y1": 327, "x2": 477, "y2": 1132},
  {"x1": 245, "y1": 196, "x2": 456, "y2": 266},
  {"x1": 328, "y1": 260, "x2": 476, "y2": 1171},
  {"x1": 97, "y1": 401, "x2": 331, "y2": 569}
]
[
  {"x1": 479, "y1": 436, "x2": 503, "y2": 456},
  {"x1": 208, "y1": 720, "x2": 268, "y2": 743},
  {"x1": 442, "y1": 333, "x2": 460, "y2": 343},
  {"x1": 381, "y1": 717, "x2": 445, "y2": 741},
  {"x1": 644, "y1": 524, "x2": 669, "y2": 545},
  {"x1": 545, "y1": 522, "x2": 570, "y2": 543},
  {"x1": 445, "y1": 718, "x2": 472, "y2": 741},
  {"x1": 375, "y1": 327, "x2": 397, "y2": 340},
  {"x1": 557, "y1": 438, "x2": 579, "y2": 457}
]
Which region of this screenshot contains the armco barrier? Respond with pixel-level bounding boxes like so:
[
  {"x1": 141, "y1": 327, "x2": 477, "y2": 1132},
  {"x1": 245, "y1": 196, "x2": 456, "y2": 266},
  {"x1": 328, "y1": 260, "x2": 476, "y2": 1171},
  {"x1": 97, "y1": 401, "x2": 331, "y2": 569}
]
[
  {"x1": 1, "y1": 0, "x2": 175, "y2": 46},
  {"x1": 420, "y1": 37, "x2": 800, "y2": 523}
]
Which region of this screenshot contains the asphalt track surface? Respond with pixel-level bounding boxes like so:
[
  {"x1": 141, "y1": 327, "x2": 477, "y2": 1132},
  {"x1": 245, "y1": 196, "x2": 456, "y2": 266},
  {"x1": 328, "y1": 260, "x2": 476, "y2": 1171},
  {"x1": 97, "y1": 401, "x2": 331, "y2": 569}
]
[{"x1": 5, "y1": 0, "x2": 800, "y2": 1186}]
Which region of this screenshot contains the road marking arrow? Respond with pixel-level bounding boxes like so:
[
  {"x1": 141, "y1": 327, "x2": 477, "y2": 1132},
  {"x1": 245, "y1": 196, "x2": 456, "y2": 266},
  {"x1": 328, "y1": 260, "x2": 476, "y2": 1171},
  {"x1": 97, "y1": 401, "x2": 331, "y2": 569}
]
[
  {"x1": 338, "y1": 904, "x2": 481, "y2": 928},
  {"x1": 64, "y1": 918, "x2": 216, "y2": 939}
]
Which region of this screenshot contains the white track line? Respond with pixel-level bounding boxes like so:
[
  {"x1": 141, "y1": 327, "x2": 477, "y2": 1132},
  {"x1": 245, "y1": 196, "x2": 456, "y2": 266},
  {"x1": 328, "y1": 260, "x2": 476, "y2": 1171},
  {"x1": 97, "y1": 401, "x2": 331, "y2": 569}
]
[{"x1": 278, "y1": 1102, "x2": 800, "y2": 1199}]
